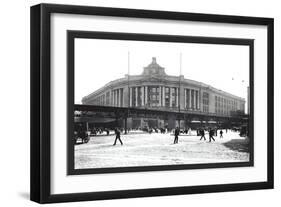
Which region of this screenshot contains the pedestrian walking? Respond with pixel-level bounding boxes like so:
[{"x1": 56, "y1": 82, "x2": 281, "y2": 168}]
[
  {"x1": 174, "y1": 127, "x2": 180, "y2": 144},
  {"x1": 200, "y1": 129, "x2": 206, "y2": 141},
  {"x1": 209, "y1": 129, "x2": 215, "y2": 142},
  {"x1": 220, "y1": 130, "x2": 223, "y2": 138},
  {"x1": 113, "y1": 128, "x2": 123, "y2": 145}
]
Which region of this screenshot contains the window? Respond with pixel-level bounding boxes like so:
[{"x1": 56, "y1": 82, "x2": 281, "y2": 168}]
[
  {"x1": 191, "y1": 90, "x2": 194, "y2": 109},
  {"x1": 149, "y1": 86, "x2": 159, "y2": 107},
  {"x1": 186, "y1": 89, "x2": 190, "y2": 109},
  {"x1": 106, "y1": 92, "x2": 110, "y2": 105},
  {"x1": 203, "y1": 92, "x2": 209, "y2": 113},
  {"x1": 165, "y1": 87, "x2": 170, "y2": 107},
  {"x1": 171, "y1": 87, "x2": 177, "y2": 107}
]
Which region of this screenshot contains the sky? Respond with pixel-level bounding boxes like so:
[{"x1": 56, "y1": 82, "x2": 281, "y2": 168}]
[{"x1": 74, "y1": 38, "x2": 250, "y2": 110}]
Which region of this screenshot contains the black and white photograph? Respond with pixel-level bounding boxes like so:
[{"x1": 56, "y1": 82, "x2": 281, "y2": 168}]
[
  {"x1": 28, "y1": 2, "x2": 274, "y2": 204},
  {"x1": 68, "y1": 31, "x2": 253, "y2": 174}
]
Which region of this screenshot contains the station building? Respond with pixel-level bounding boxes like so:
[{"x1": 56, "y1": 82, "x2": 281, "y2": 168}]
[{"x1": 81, "y1": 57, "x2": 245, "y2": 129}]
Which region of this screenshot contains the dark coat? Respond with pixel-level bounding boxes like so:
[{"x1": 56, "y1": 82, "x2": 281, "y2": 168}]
[{"x1": 175, "y1": 128, "x2": 180, "y2": 136}]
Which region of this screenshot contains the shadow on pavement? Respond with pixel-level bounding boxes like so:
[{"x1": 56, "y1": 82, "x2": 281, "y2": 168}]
[
  {"x1": 223, "y1": 138, "x2": 250, "y2": 153},
  {"x1": 18, "y1": 192, "x2": 29, "y2": 200}
]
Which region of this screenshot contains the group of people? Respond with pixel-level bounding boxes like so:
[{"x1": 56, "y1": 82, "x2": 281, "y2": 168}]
[
  {"x1": 113, "y1": 127, "x2": 225, "y2": 146},
  {"x1": 90, "y1": 128, "x2": 110, "y2": 136},
  {"x1": 198, "y1": 128, "x2": 224, "y2": 142},
  {"x1": 77, "y1": 125, "x2": 227, "y2": 146}
]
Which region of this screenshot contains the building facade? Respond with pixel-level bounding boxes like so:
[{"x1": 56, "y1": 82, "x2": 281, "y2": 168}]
[{"x1": 82, "y1": 57, "x2": 245, "y2": 128}]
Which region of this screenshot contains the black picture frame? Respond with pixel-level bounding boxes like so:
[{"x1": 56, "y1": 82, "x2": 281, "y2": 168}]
[
  {"x1": 30, "y1": 3, "x2": 274, "y2": 204},
  {"x1": 67, "y1": 30, "x2": 254, "y2": 175}
]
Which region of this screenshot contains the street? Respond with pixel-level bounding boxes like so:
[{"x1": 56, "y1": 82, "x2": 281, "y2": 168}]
[{"x1": 75, "y1": 130, "x2": 250, "y2": 169}]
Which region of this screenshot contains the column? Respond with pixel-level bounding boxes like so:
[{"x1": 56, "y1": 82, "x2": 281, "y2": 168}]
[
  {"x1": 119, "y1": 89, "x2": 122, "y2": 107},
  {"x1": 145, "y1": 86, "x2": 148, "y2": 106},
  {"x1": 196, "y1": 91, "x2": 198, "y2": 110},
  {"x1": 159, "y1": 86, "x2": 162, "y2": 106},
  {"x1": 199, "y1": 89, "x2": 202, "y2": 111},
  {"x1": 116, "y1": 90, "x2": 119, "y2": 107},
  {"x1": 169, "y1": 87, "x2": 172, "y2": 107},
  {"x1": 110, "y1": 91, "x2": 112, "y2": 106},
  {"x1": 112, "y1": 90, "x2": 115, "y2": 106},
  {"x1": 158, "y1": 86, "x2": 160, "y2": 106},
  {"x1": 196, "y1": 91, "x2": 199, "y2": 109},
  {"x1": 158, "y1": 86, "x2": 161, "y2": 106},
  {"x1": 176, "y1": 88, "x2": 178, "y2": 107},
  {"x1": 108, "y1": 91, "x2": 111, "y2": 106},
  {"x1": 141, "y1": 86, "x2": 144, "y2": 106},
  {"x1": 115, "y1": 90, "x2": 117, "y2": 107},
  {"x1": 189, "y1": 89, "x2": 192, "y2": 109},
  {"x1": 123, "y1": 87, "x2": 128, "y2": 107},
  {"x1": 111, "y1": 90, "x2": 114, "y2": 106},
  {"x1": 120, "y1": 88, "x2": 124, "y2": 107},
  {"x1": 114, "y1": 89, "x2": 118, "y2": 106},
  {"x1": 116, "y1": 90, "x2": 118, "y2": 107},
  {"x1": 193, "y1": 90, "x2": 196, "y2": 110},
  {"x1": 129, "y1": 88, "x2": 132, "y2": 107},
  {"x1": 135, "y1": 87, "x2": 138, "y2": 107},
  {"x1": 162, "y1": 86, "x2": 165, "y2": 107},
  {"x1": 184, "y1": 89, "x2": 186, "y2": 109},
  {"x1": 194, "y1": 90, "x2": 196, "y2": 110}
]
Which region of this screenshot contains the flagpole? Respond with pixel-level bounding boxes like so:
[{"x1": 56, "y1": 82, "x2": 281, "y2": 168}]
[
  {"x1": 178, "y1": 52, "x2": 182, "y2": 127},
  {"x1": 128, "y1": 51, "x2": 130, "y2": 108},
  {"x1": 125, "y1": 51, "x2": 130, "y2": 134},
  {"x1": 180, "y1": 52, "x2": 182, "y2": 77},
  {"x1": 179, "y1": 52, "x2": 182, "y2": 112}
]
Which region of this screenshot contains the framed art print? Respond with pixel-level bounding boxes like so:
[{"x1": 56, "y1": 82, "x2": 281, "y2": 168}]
[{"x1": 30, "y1": 3, "x2": 274, "y2": 203}]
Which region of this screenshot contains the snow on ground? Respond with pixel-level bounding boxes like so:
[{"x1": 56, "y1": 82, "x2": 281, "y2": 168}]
[{"x1": 75, "y1": 130, "x2": 250, "y2": 169}]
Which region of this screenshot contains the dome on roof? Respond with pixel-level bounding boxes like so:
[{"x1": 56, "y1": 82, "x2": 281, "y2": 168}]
[{"x1": 142, "y1": 57, "x2": 166, "y2": 76}]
